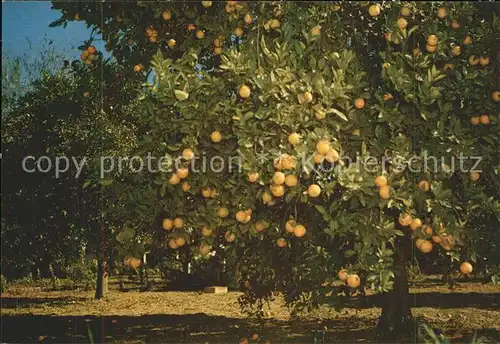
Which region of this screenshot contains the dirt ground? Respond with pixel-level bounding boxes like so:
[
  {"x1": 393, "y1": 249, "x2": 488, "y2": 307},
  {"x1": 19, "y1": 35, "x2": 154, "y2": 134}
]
[{"x1": 1, "y1": 281, "x2": 500, "y2": 343}]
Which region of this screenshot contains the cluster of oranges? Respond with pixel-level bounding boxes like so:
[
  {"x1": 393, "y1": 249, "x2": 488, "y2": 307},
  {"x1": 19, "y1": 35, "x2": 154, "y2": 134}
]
[
  {"x1": 145, "y1": 26, "x2": 159, "y2": 43},
  {"x1": 80, "y1": 46, "x2": 97, "y2": 65},
  {"x1": 133, "y1": 64, "x2": 145, "y2": 73},
  {"x1": 374, "y1": 175, "x2": 390, "y2": 200},
  {"x1": 285, "y1": 219, "x2": 307, "y2": 238},
  {"x1": 213, "y1": 37, "x2": 223, "y2": 55},
  {"x1": 468, "y1": 55, "x2": 490, "y2": 67},
  {"x1": 162, "y1": 217, "x2": 187, "y2": 249},
  {"x1": 337, "y1": 269, "x2": 361, "y2": 288},
  {"x1": 470, "y1": 115, "x2": 490, "y2": 126}
]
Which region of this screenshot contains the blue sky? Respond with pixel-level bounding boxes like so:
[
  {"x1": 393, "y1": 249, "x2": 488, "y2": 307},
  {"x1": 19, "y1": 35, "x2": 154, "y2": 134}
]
[{"x1": 2, "y1": 1, "x2": 99, "y2": 59}]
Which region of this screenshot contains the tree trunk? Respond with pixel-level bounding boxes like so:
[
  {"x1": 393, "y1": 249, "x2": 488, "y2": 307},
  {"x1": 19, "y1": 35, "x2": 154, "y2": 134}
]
[
  {"x1": 95, "y1": 259, "x2": 108, "y2": 299},
  {"x1": 376, "y1": 218, "x2": 415, "y2": 341}
]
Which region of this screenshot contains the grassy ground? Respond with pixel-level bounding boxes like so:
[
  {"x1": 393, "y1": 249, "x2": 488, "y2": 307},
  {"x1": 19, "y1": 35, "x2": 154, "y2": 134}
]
[{"x1": 1, "y1": 281, "x2": 500, "y2": 343}]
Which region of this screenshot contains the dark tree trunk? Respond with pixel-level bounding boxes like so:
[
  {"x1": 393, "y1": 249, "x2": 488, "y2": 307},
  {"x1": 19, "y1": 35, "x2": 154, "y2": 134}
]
[
  {"x1": 95, "y1": 259, "x2": 108, "y2": 299},
  {"x1": 377, "y1": 214, "x2": 415, "y2": 341}
]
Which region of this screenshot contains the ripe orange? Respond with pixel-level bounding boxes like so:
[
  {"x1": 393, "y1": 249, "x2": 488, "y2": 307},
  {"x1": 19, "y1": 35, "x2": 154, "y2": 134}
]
[
  {"x1": 325, "y1": 148, "x2": 340, "y2": 163},
  {"x1": 378, "y1": 185, "x2": 390, "y2": 199},
  {"x1": 214, "y1": 47, "x2": 223, "y2": 55},
  {"x1": 168, "y1": 239, "x2": 178, "y2": 249},
  {"x1": 451, "y1": 20, "x2": 460, "y2": 29},
  {"x1": 239, "y1": 85, "x2": 251, "y2": 98},
  {"x1": 234, "y1": 27, "x2": 244, "y2": 37},
  {"x1": 239, "y1": 337, "x2": 249, "y2": 344},
  {"x1": 195, "y1": 30, "x2": 205, "y2": 39},
  {"x1": 270, "y1": 184, "x2": 285, "y2": 197},
  {"x1": 468, "y1": 55, "x2": 479, "y2": 66},
  {"x1": 338, "y1": 269, "x2": 348, "y2": 281},
  {"x1": 480, "y1": 115, "x2": 489, "y2": 125},
  {"x1": 167, "y1": 39, "x2": 176, "y2": 48},
  {"x1": 199, "y1": 244, "x2": 211, "y2": 255},
  {"x1": 293, "y1": 224, "x2": 306, "y2": 237},
  {"x1": 281, "y1": 155, "x2": 296, "y2": 170},
  {"x1": 432, "y1": 235, "x2": 442, "y2": 244},
  {"x1": 162, "y1": 218, "x2": 173, "y2": 230},
  {"x1": 417, "y1": 240, "x2": 433, "y2": 253},
  {"x1": 277, "y1": 238, "x2": 287, "y2": 247},
  {"x1": 162, "y1": 10, "x2": 172, "y2": 21},
  {"x1": 88, "y1": 46, "x2": 96, "y2": 54},
  {"x1": 182, "y1": 148, "x2": 195, "y2": 161},
  {"x1": 426, "y1": 44, "x2": 437, "y2": 53},
  {"x1": 368, "y1": 4, "x2": 381, "y2": 17},
  {"x1": 354, "y1": 98, "x2": 365, "y2": 109},
  {"x1": 269, "y1": 19, "x2": 281, "y2": 29},
  {"x1": 187, "y1": 24, "x2": 196, "y2": 31},
  {"x1": 272, "y1": 172, "x2": 286, "y2": 185},
  {"x1": 225, "y1": 231, "x2": 236, "y2": 243},
  {"x1": 176, "y1": 167, "x2": 189, "y2": 179},
  {"x1": 437, "y1": 7, "x2": 447, "y2": 19},
  {"x1": 316, "y1": 139, "x2": 331, "y2": 155},
  {"x1": 201, "y1": 188, "x2": 212, "y2": 198},
  {"x1": 201, "y1": 1, "x2": 212, "y2": 8},
  {"x1": 311, "y1": 26, "x2": 321, "y2": 36},
  {"x1": 248, "y1": 171, "x2": 260, "y2": 183},
  {"x1": 285, "y1": 174, "x2": 298, "y2": 187},
  {"x1": 262, "y1": 192, "x2": 273, "y2": 204},
  {"x1": 397, "y1": 18, "x2": 408, "y2": 30},
  {"x1": 244, "y1": 13, "x2": 253, "y2": 24},
  {"x1": 210, "y1": 130, "x2": 222, "y2": 143},
  {"x1": 314, "y1": 153, "x2": 324, "y2": 164},
  {"x1": 471, "y1": 116, "x2": 480, "y2": 126},
  {"x1": 181, "y1": 181, "x2": 191, "y2": 192},
  {"x1": 169, "y1": 173, "x2": 181, "y2": 185},
  {"x1": 254, "y1": 221, "x2": 266, "y2": 232},
  {"x1": 470, "y1": 172, "x2": 480, "y2": 182},
  {"x1": 201, "y1": 226, "x2": 213, "y2": 237},
  {"x1": 307, "y1": 184, "x2": 321, "y2": 198},
  {"x1": 175, "y1": 236, "x2": 186, "y2": 247},
  {"x1": 410, "y1": 218, "x2": 422, "y2": 230},
  {"x1": 285, "y1": 220, "x2": 297, "y2": 233},
  {"x1": 427, "y1": 34, "x2": 438, "y2": 46},
  {"x1": 217, "y1": 207, "x2": 229, "y2": 218},
  {"x1": 210, "y1": 188, "x2": 218, "y2": 198},
  {"x1": 424, "y1": 225, "x2": 433, "y2": 236},
  {"x1": 288, "y1": 133, "x2": 301, "y2": 145},
  {"x1": 479, "y1": 56, "x2": 490, "y2": 67},
  {"x1": 347, "y1": 274, "x2": 361, "y2": 288},
  {"x1": 460, "y1": 262, "x2": 473, "y2": 275},
  {"x1": 418, "y1": 180, "x2": 430, "y2": 191},
  {"x1": 400, "y1": 6, "x2": 410, "y2": 16},
  {"x1": 133, "y1": 64, "x2": 142, "y2": 73},
  {"x1": 463, "y1": 35, "x2": 473, "y2": 45},
  {"x1": 173, "y1": 217, "x2": 184, "y2": 228},
  {"x1": 450, "y1": 46, "x2": 461, "y2": 57},
  {"x1": 398, "y1": 213, "x2": 413, "y2": 227},
  {"x1": 298, "y1": 91, "x2": 313, "y2": 104},
  {"x1": 493, "y1": 91, "x2": 500, "y2": 102},
  {"x1": 83, "y1": 91, "x2": 90, "y2": 98},
  {"x1": 374, "y1": 175, "x2": 388, "y2": 187},
  {"x1": 439, "y1": 234, "x2": 455, "y2": 251}
]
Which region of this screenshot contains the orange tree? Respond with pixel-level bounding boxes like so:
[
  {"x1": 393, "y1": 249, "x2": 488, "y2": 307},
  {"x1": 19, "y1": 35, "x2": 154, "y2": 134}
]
[{"x1": 52, "y1": 1, "x2": 500, "y2": 337}]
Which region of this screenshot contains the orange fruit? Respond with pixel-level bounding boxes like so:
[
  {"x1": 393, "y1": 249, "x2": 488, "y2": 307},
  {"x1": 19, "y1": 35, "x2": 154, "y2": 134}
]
[
  {"x1": 417, "y1": 240, "x2": 433, "y2": 253},
  {"x1": 427, "y1": 34, "x2": 438, "y2": 46},
  {"x1": 285, "y1": 220, "x2": 297, "y2": 233},
  {"x1": 272, "y1": 172, "x2": 286, "y2": 185},
  {"x1": 262, "y1": 192, "x2": 273, "y2": 204},
  {"x1": 468, "y1": 55, "x2": 479, "y2": 66},
  {"x1": 169, "y1": 174, "x2": 181, "y2": 185},
  {"x1": 236, "y1": 210, "x2": 248, "y2": 223},
  {"x1": 201, "y1": 1, "x2": 212, "y2": 8},
  {"x1": 173, "y1": 217, "x2": 184, "y2": 228},
  {"x1": 410, "y1": 218, "x2": 422, "y2": 230},
  {"x1": 181, "y1": 181, "x2": 191, "y2": 192},
  {"x1": 269, "y1": 19, "x2": 281, "y2": 29},
  {"x1": 277, "y1": 238, "x2": 287, "y2": 247},
  {"x1": 293, "y1": 224, "x2": 306, "y2": 237},
  {"x1": 368, "y1": 4, "x2": 381, "y2": 17},
  {"x1": 471, "y1": 116, "x2": 480, "y2": 125},
  {"x1": 176, "y1": 167, "x2": 189, "y2": 179},
  {"x1": 288, "y1": 133, "x2": 301, "y2": 145},
  {"x1": 210, "y1": 131, "x2": 222, "y2": 143},
  {"x1": 225, "y1": 231, "x2": 236, "y2": 243},
  {"x1": 234, "y1": 27, "x2": 244, "y2": 37},
  {"x1": 424, "y1": 225, "x2": 433, "y2": 236},
  {"x1": 201, "y1": 188, "x2": 212, "y2": 198},
  {"x1": 83, "y1": 91, "x2": 90, "y2": 98},
  {"x1": 347, "y1": 274, "x2": 361, "y2": 288},
  {"x1": 460, "y1": 262, "x2": 473, "y2": 275},
  {"x1": 285, "y1": 175, "x2": 298, "y2": 187},
  {"x1": 432, "y1": 235, "x2": 442, "y2": 244},
  {"x1": 374, "y1": 176, "x2": 388, "y2": 187},
  {"x1": 398, "y1": 213, "x2": 413, "y2": 227},
  {"x1": 217, "y1": 207, "x2": 229, "y2": 218},
  {"x1": 338, "y1": 269, "x2": 348, "y2": 281},
  {"x1": 182, "y1": 148, "x2": 195, "y2": 161},
  {"x1": 439, "y1": 234, "x2": 455, "y2": 251},
  {"x1": 325, "y1": 148, "x2": 340, "y2": 163},
  {"x1": 239, "y1": 85, "x2": 251, "y2": 98},
  {"x1": 162, "y1": 218, "x2": 173, "y2": 230},
  {"x1": 248, "y1": 171, "x2": 260, "y2": 183},
  {"x1": 426, "y1": 44, "x2": 437, "y2": 53},
  {"x1": 175, "y1": 236, "x2": 186, "y2": 247},
  {"x1": 418, "y1": 180, "x2": 430, "y2": 191},
  {"x1": 201, "y1": 226, "x2": 213, "y2": 237},
  {"x1": 254, "y1": 221, "x2": 266, "y2": 232},
  {"x1": 397, "y1": 18, "x2": 408, "y2": 30},
  {"x1": 378, "y1": 185, "x2": 390, "y2": 199},
  {"x1": 311, "y1": 26, "x2": 321, "y2": 36},
  {"x1": 199, "y1": 244, "x2": 211, "y2": 255},
  {"x1": 354, "y1": 98, "x2": 365, "y2": 109},
  {"x1": 463, "y1": 35, "x2": 473, "y2": 45},
  {"x1": 480, "y1": 115, "x2": 489, "y2": 125},
  {"x1": 470, "y1": 172, "x2": 480, "y2": 182},
  {"x1": 307, "y1": 184, "x2": 321, "y2": 198},
  {"x1": 88, "y1": 46, "x2": 96, "y2": 54},
  {"x1": 281, "y1": 155, "x2": 296, "y2": 170},
  {"x1": 244, "y1": 13, "x2": 253, "y2": 24},
  {"x1": 168, "y1": 239, "x2": 178, "y2": 249},
  {"x1": 214, "y1": 46, "x2": 223, "y2": 55},
  {"x1": 437, "y1": 7, "x2": 447, "y2": 19},
  {"x1": 451, "y1": 46, "x2": 461, "y2": 57},
  {"x1": 451, "y1": 20, "x2": 460, "y2": 29},
  {"x1": 298, "y1": 91, "x2": 313, "y2": 104},
  {"x1": 492, "y1": 91, "x2": 500, "y2": 102},
  {"x1": 162, "y1": 10, "x2": 172, "y2": 20},
  {"x1": 316, "y1": 139, "x2": 331, "y2": 155},
  {"x1": 195, "y1": 30, "x2": 205, "y2": 39},
  {"x1": 314, "y1": 153, "x2": 324, "y2": 164},
  {"x1": 167, "y1": 39, "x2": 176, "y2": 48},
  {"x1": 400, "y1": 6, "x2": 410, "y2": 16},
  {"x1": 270, "y1": 184, "x2": 285, "y2": 197},
  {"x1": 187, "y1": 24, "x2": 196, "y2": 31}
]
